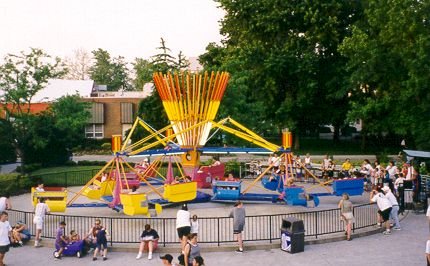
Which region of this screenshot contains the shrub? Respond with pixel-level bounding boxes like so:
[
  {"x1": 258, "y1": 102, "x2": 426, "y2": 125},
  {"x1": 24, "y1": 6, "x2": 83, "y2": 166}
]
[{"x1": 101, "y1": 142, "x2": 112, "y2": 151}]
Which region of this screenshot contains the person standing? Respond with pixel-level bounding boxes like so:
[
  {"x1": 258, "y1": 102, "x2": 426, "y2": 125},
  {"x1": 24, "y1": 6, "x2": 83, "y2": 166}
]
[
  {"x1": 338, "y1": 193, "x2": 355, "y2": 241},
  {"x1": 229, "y1": 201, "x2": 246, "y2": 253},
  {"x1": 304, "y1": 153, "x2": 312, "y2": 182},
  {"x1": 0, "y1": 212, "x2": 12, "y2": 266},
  {"x1": 183, "y1": 233, "x2": 201, "y2": 266},
  {"x1": 136, "y1": 224, "x2": 159, "y2": 260},
  {"x1": 370, "y1": 188, "x2": 393, "y2": 235},
  {"x1": 191, "y1": 215, "x2": 199, "y2": 235},
  {"x1": 176, "y1": 204, "x2": 191, "y2": 252},
  {"x1": 382, "y1": 186, "x2": 401, "y2": 230},
  {"x1": 0, "y1": 194, "x2": 11, "y2": 213},
  {"x1": 93, "y1": 226, "x2": 108, "y2": 261},
  {"x1": 33, "y1": 198, "x2": 50, "y2": 247}
]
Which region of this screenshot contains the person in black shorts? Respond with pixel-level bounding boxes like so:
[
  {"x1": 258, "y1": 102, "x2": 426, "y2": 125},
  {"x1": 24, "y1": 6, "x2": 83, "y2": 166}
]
[
  {"x1": 176, "y1": 204, "x2": 191, "y2": 252},
  {"x1": 93, "y1": 226, "x2": 108, "y2": 261},
  {"x1": 0, "y1": 211, "x2": 12, "y2": 266}
]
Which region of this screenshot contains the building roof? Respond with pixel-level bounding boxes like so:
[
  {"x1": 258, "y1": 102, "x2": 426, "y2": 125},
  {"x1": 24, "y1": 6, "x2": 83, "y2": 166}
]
[{"x1": 32, "y1": 79, "x2": 94, "y2": 102}]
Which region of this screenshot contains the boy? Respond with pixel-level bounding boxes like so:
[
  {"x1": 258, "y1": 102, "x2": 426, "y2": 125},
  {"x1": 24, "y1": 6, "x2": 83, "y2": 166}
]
[
  {"x1": 54, "y1": 221, "x2": 68, "y2": 259},
  {"x1": 0, "y1": 212, "x2": 12, "y2": 266},
  {"x1": 93, "y1": 226, "x2": 108, "y2": 261}
]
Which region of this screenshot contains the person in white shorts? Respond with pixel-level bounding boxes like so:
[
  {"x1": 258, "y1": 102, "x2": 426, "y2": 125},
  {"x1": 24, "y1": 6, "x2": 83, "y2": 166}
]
[
  {"x1": 0, "y1": 211, "x2": 12, "y2": 266},
  {"x1": 33, "y1": 198, "x2": 50, "y2": 247}
]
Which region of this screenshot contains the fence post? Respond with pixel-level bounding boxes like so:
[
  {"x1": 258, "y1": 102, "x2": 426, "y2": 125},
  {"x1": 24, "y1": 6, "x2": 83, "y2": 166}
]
[
  {"x1": 314, "y1": 212, "x2": 318, "y2": 239},
  {"x1": 217, "y1": 218, "x2": 220, "y2": 247},
  {"x1": 110, "y1": 218, "x2": 113, "y2": 246},
  {"x1": 352, "y1": 206, "x2": 355, "y2": 233},
  {"x1": 163, "y1": 218, "x2": 166, "y2": 247},
  {"x1": 269, "y1": 215, "x2": 272, "y2": 243},
  {"x1": 65, "y1": 172, "x2": 68, "y2": 188}
]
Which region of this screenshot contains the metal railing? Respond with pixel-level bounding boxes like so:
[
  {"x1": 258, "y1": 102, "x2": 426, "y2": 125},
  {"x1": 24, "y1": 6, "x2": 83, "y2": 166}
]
[{"x1": 6, "y1": 203, "x2": 378, "y2": 247}]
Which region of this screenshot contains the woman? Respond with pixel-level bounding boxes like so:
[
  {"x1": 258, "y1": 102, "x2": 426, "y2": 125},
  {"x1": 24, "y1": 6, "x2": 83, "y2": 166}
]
[
  {"x1": 184, "y1": 233, "x2": 201, "y2": 266},
  {"x1": 136, "y1": 224, "x2": 159, "y2": 260},
  {"x1": 338, "y1": 193, "x2": 355, "y2": 241},
  {"x1": 176, "y1": 204, "x2": 191, "y2": 252}
]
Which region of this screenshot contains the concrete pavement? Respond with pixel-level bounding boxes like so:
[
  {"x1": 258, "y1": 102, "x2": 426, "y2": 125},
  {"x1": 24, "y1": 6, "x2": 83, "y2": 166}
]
[{"x1": 3, "y1": 212, "x2": 427, "y2": 266}]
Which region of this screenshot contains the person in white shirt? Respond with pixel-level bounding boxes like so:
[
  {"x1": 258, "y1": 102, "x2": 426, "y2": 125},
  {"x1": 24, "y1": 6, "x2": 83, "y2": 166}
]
[
  {"x1": 382, "y1": 186, "x2": 401, "y2": 230},
  {"x1": 35, "y1": 182, "x2": 45, "y2": 192},
  {"x1": 0, "y1": 211, "x2": 12, "y2": 266},
  {"x1": 33, "y1": 198, "x2": 50, "y2": 247},
  {"x1": 370, "y1": 188, "x2": 393, "y2": 235},
  {"x1": 386, "y1": 161, "x2": 398, "y2": 180},
  {"x1": 304, "y1": 153, "x2": 312, "y2": 182},
  {"x1": 271, "y1": 153, "x2": 281, "y2": 168},
  {"x1": 0, "y1": 194, "x2": 11, "y2": 213},
  {"x1": 190, "y1": 215, "x2": 199, "y2": 235},
  {"x1": 176, "y1": 204, "x2": 191, "y2": 252}
]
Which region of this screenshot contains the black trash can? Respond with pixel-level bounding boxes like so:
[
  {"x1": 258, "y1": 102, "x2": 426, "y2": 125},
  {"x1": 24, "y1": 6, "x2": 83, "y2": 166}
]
[{"x1": 281, "y1": 217, "x2": 305, "y2": 253}]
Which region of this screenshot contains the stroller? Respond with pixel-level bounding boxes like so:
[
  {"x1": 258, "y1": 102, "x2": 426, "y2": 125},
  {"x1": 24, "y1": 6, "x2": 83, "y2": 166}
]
[{"x1": 53, "y1": 240, "x2": 86, "y2": 258}]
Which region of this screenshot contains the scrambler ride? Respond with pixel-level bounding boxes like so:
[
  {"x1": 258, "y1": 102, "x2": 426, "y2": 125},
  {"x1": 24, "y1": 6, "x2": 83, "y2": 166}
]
[{"x1": 39, "y1": 71, "x2": 363, "y2": 216}]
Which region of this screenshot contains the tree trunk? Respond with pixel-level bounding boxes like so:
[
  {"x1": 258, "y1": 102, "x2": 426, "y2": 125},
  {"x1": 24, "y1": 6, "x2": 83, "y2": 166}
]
[
  {"x1": 333, "y1": 124, "x2": 340, "y2": 143},
  {"x1": 294, "y1": 131, "x2": 300, "y2": 150}
]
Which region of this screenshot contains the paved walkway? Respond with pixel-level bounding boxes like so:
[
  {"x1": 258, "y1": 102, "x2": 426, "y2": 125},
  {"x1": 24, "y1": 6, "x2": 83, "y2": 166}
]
[{"x1": 3, "y1": 212, "x2": 427, "y2": 266}]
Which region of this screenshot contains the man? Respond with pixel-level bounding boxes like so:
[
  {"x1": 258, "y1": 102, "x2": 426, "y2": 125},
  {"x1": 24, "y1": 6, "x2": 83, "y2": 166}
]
[
  {"x1": 382, "y1": 186, "x2": 401, "y2": 230},
  {"x1": 0, "y1": 211, "x2": 12, "y2": 266},
  {"x1": 229, "y1": 201, "x2": 246, "y2": 253},
  {"x1": 136, "y1": 224, "x2": 159, "y2": 260},
  {"x1": 0, "y1": 194, "x2": 11, "y2": 213},
  {"x1": 54, "y1": 221, "x2": 68, "y2": 259},
  {"x1": 33, "y1": 198, "x2": 50, "y2": 247},
  {"x1": 370, "y1": 188, "x2": 393, "y2": 235}
]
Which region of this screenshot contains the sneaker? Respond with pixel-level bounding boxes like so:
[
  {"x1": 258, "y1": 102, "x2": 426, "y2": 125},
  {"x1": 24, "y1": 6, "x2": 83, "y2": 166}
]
[
  {"x1": 235, "y1": 249, "x2": 243, "y2": 253},
  {"x1": 103, "y1": 257, "x2": 107, "y2": 261},
  {"x1": 136, "y1": 253, "x2": 142, "y2": 259},
  {"x1": 382, "y1": 230, "x2": 391, "y2": 235},
  {"x1": 393, "y1": 227, "x2": 401, "y2": 231},
  {"x1": 18, "y1": 241, "x2": 23, "y2": 246},
  {"x1": 148, "y1": 253, "x2": 152, "y2": 260},
  {"x1": 93, "y1": 257, "x2": 97, "y2": 261},
  {"x1": 34, "y1": 244, "x2": 43, "y2": 248}
]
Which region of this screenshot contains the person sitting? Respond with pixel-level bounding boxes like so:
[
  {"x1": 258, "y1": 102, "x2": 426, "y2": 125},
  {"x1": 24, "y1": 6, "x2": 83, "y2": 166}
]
[
  {"x1": 11, "y1": 221, "x2": 30, "y2": 246},
  {"x1": 211, "y1": 156, "x2": 221, "y2": 167},
  {"x1": 341, "y1": 158, "x2": 353, "y2": 178},
  {"x1": 35, "y1": 182, "x2": 45, "y2": 192},
  {"x1": 184, "y1": 176, "x2": 192, "y2": 182},
  {"x1": 69, "y1": 230, "x2": 81, "y2": 243},
  {"x1": 136, "y1": 224, "x2": 159, "y2": 260},
  {"x1": 226, "y1": 173, "x2": 236, "y2": 182},
  {"x1": 327, "y1": 160, "x2": 335, "y2": 180},
  {"x1": 171, "y1": 176, "x2": 181, "y2": 185}
]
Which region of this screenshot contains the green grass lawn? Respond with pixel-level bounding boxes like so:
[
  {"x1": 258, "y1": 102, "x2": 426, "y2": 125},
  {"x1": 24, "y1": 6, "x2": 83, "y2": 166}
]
[{"x1": 31, "y1": 165, "x2": 102, "y2": 175}]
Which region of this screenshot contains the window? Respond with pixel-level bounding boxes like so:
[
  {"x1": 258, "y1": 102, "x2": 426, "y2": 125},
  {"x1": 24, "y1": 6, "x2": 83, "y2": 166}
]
[{"x1": 85, "y1": 124, "x2": 104, "y2": 139}]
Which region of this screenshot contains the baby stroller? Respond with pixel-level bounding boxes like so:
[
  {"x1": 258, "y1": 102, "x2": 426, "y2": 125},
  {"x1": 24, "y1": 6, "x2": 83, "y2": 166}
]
[{"x1": 53, "y1": 240, "x2": 86, "y2": 258}]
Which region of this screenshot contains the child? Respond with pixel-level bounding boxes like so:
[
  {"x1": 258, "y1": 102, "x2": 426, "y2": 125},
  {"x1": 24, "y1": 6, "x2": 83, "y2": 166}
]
[
  {"x1": 69, "y1": 230, "x2": 80, "y2": 243},
  {"x1": 54, "y1": 221, "x2": 68, "y2": 259},
  {"x1": 93, "y1": 227, "x2": 108, "y2": 261},
  {"x1": 191, "y1": 215, "x2": 199, "y2": 235}
]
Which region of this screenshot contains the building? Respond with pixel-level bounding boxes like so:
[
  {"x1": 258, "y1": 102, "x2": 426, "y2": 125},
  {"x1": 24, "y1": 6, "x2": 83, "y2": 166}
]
[
  {"x1": 83, "y1": 90, "x2": 146, "y2": 139},
  {"x1": 1, "y1": 79, "x2": 148, "y2": 140}
]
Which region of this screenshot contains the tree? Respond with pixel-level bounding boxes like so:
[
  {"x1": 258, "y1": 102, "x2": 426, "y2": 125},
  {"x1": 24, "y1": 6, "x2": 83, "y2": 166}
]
[
  {"x1": 135, "y1": 38, "x2": 191, "y2": 130},
  {"x1": 0, "y1": 48, "x2": 66, "y2": 168},
  {"x1": 339, "y1": 0, "x2": 430, "y2": 149},
  {"x1": 200, "y1": 0, "x2": 361, "y2": 148},
  {"x1": 64, "y1": 48, "x2": 92, "y2": 80},
  {"x1": 89, "y1": 48, "x2": 130, "y2": 91}
]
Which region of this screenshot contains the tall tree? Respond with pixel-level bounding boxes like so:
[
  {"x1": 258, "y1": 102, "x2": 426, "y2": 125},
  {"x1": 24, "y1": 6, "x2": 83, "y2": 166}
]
[
  {"x1": 135, "y1": 38, "x2": 190, "y2": 130},
  {"x1": 339, "y1": 0, "x2": 430, "y2": 149},
  {"x1": 64, "y1": 48, "x2": 92, "y2": 80},
  {"x1": 89, "y1": 48, "x2": 130, "y2": 91},
  {"x1": 200, "y1": 0, "x2": 361, "y2": 147}
]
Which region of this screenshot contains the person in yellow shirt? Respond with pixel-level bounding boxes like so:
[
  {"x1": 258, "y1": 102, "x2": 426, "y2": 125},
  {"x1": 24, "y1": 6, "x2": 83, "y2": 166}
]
[{"x1": 341, "y1": 158, "x2": 353, "y2": 178}]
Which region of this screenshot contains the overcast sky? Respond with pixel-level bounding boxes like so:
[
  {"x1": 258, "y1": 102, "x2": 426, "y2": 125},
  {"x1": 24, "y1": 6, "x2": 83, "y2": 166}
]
[{"x1": 0, "y1": 0, "x2": 225, "y2": 60}]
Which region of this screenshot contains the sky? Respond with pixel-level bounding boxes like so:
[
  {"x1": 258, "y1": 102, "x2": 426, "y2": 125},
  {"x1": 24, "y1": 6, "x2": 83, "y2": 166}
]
[{"x1": 0, "y1": 0, "x2": 225, "y2": 60}]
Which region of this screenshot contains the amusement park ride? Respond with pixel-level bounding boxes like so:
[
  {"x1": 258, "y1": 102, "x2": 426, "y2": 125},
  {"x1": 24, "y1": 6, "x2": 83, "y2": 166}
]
[{"x1": 32, "y1": 71, "x2": 363, "y2": 216}]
